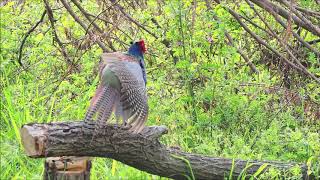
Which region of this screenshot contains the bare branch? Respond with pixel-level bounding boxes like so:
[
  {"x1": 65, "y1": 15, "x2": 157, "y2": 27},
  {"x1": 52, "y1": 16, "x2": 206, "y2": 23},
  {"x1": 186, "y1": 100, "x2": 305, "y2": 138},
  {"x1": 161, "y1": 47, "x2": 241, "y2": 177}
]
[
  {"x1": 247, "y1": 1, "x2": 320, "y2": 85},
  {"x1": 276, "y1": 0, "x2": 320, "y2": 33},
  {"x1": 109, "y1": 0, "x2": 159, "y2": 39},
  {"x1": 308, "y1": 39, "x2": 320, "y2": 45},
  {"x1": 250, "y1": 0, "x2": 320, "y2": 37},
  {"x1": 43, "y1": 0, "x2": 77, "y2": 70},
  {"x1": 295, "y1": 6, "x2": 320, "y2": 19},
  {"x1": 18, "y1": 10, "x2": 46, "y2": 68},
  {"x1": 226, "y1": 6, "x2": 320, "y2": 83},
  {"x1": 0, "y1": 0, "x2": 10, "y2": 7},
  {"x1": 238, "y1": 12, "x2": 274, "y2": 37},
  {"x1": 207, "y1": 0, "x2": 259, "y2": 74},
  {"x1": 70, "y1": 0, "x2": 117, "y2": 51},
  {"x1": 60, "y1": 0, "x2": 110, "y2": 52},
  {"x1": 248, "y1": 1, "x2": 320, "y2": 57}
]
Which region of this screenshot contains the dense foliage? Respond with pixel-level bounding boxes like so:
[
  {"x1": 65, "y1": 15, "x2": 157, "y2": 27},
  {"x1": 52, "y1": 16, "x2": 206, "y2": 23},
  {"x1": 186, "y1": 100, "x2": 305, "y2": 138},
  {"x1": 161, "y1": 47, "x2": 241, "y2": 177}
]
[{"x1": 1, "y1": 0, "x2": 319, "y2": 179}]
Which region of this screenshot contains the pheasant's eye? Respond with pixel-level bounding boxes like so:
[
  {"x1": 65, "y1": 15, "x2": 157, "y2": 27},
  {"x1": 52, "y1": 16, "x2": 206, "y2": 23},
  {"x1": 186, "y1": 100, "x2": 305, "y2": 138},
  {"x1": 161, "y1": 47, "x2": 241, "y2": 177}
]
[{"x1": 130, "y1": 41, "x2": 134, "y2": 45}]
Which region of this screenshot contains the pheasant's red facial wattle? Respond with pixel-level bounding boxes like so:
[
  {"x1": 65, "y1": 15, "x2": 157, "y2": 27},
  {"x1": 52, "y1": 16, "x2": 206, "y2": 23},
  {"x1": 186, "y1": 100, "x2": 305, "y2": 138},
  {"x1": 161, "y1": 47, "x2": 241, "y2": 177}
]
[{"x1": 138, "y1": 40, "x2": 146, "y2": 53}]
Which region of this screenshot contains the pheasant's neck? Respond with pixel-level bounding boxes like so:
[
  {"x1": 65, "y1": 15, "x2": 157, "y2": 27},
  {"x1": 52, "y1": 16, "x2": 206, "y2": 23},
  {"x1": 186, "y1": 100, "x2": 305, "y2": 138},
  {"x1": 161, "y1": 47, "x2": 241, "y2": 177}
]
[
  {"x1": 128, "y1": 47, "x2": 144, "y2": 60},
  {"x1": 127, "y1": 47, "x2": 146, "y2": 85}
]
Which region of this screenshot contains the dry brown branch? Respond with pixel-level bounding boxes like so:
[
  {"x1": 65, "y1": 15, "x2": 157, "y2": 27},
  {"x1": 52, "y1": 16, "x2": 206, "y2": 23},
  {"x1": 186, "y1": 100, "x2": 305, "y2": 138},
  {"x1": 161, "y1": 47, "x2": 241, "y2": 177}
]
[
  {"x1": 308, "y1": 39, "x2": 320, "y2": 45},
  {"x1": 43, "y1": 0, "x2": 77, "y2": 71},
  {"x1": 207, "y1": 1, "x2": 259, "y2": 74},
  {"x1": 246, "y1": 0, "x2": 320, "y2": 83},
  {"x1": 294, "y1": 6, "x2": 320, "y2": 19},
  {"x1": 70, "y1": 0, "x2": 119, "y2": 58},
  {"x1": 107, "y1": 0, "x2": 180, "y2": 63},
  {"x1": 60, "y1": 0, "x2": 110, "y2": 52},
  {"x1": 276, "y1": 0, "x2": 320, "y2": 34},
  {"x1": 225, "y1": 6, "x2": 320, "y2": 83},
  {"x1": 0, "y1": 0, "x2": 10, "y2": 7},
  {"x1": 238, "y1": 12, "x2": 274, "y2": 37},
  {"x1": 266, "y1": 8, "x2": 320, "y2": 57},
  {"x1": 70, "y1": 0, "x2": 117, "y2": 52},
  {"x1": 249, "y1": 0, "x2": 320, "y2": 37},
  {"x1": 225, "y1": 32, "x2": 260, "y2": 74},
  {"x1": 110, "y1": 0, "x2": 159, "y2": 39}
]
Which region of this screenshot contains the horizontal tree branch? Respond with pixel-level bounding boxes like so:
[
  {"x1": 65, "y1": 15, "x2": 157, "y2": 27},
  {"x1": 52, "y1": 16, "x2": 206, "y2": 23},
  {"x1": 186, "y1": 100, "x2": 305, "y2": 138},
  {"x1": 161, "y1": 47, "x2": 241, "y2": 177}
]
[{"x1": 20, "y1": 121, "x2": 312, "y2": 179}]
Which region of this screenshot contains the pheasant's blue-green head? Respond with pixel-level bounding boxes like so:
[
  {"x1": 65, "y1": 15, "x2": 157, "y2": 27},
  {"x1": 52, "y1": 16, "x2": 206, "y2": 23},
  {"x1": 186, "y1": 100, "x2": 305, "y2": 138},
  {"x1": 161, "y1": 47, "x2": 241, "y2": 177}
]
[
  {"x1": 128, "y1": 40, "x2": 146, "y2": 58},
  {"x1": 128, "y1": 40, "x2": 147, "y2": 85}
]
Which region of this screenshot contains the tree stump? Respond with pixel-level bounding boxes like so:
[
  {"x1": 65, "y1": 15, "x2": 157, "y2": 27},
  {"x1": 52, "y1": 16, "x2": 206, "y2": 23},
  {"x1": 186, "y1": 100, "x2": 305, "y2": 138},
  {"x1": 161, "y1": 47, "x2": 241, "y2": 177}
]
[{"x1": 44, "y1": 156, "x2": 91, "y2": 180}]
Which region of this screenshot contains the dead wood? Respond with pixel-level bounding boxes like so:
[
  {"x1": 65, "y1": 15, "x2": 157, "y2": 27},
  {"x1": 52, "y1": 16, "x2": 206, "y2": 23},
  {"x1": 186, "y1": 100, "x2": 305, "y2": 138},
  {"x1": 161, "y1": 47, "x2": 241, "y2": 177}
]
[{"x1": 20, "y1": 121, "x2": 312, "y2": 180}]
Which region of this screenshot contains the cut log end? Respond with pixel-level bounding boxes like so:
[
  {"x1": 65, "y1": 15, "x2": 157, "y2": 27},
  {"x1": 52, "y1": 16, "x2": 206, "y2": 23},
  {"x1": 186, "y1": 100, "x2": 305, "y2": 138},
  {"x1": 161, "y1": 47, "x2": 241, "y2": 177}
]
[{"x1": 20, "y1": 124, "x2": 47, "y2": 157}]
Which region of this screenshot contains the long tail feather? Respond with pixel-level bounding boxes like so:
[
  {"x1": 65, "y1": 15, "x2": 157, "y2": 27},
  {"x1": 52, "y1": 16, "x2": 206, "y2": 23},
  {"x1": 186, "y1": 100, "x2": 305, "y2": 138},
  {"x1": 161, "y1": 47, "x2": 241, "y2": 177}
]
[
  {"x1": 84, "y1": 86, "x2": 107, "y2": 122},
  {"x1": 84, "y1": 85, "x2": 117, "y2": 124},
  {"x1": 96, "y1": 87, "x2": 117, "y2": 123}
]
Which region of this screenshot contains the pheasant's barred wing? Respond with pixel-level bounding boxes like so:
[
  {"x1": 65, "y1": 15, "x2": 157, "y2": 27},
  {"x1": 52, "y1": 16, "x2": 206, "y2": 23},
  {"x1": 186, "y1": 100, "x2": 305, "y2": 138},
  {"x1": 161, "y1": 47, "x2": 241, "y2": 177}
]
[
  {"x1": 84, "y1": 53, "x2": 122, "y2": 124},
  {"x1": 84, "y1": 52, "x2": 148, "y2": 134},
  {"x1": 99, "y1": 53, "x2": 148, "y2": 133},
  {"x1": 108, "y1": 60, "x2": 148, "y2": 133}
]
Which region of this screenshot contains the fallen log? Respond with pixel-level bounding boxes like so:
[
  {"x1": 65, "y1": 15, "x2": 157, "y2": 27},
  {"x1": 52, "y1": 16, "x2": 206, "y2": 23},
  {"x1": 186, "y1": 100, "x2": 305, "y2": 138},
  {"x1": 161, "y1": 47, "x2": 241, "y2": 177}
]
[{"x1": 20, "y1": 121, "x2": 311, "y2": 179}]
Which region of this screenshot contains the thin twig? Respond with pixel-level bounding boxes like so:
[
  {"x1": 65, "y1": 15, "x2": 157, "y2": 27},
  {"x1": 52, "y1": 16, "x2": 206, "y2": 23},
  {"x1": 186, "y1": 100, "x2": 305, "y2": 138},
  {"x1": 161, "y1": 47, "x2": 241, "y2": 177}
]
[
  {"x1": 18, "y1": 10, "x2": 46, "y2": 68},
  {"x1": 207, "y1": 2, "x2": 259, "y2": 74},
  {"x1": 247, "y1": 0, "x2": 320, "y2": 57},
  {"x1": 250, "y1": 0, "x2": 320, "y2": 37},
  {"x1": 69, "y1": 0, "x2": 120, "y2": 66},
  {"x1": 110, "y1": 0, "x2": 159, "y2": 39},
  {"x1": 308, "y1": 39, "x2": 320, "y2": 45},
  {"x1": 60, "y1": 0, "x2": 110, "y2": 52},
  {"x1": 226, "y1": 6, "x2": 320, "y2": 83},
  {"x1": 238, "y1": 12, "x2": 274, "y2": 37},
  {"x1": 294, "y1": 6, "x2": 320, "y2": 19},
  {"x1": 276, "y1": 0, "x2": 320, "y2": 35},
  {"x1": 43, "y1": 0, "x2": 76, "y2": 70}
]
